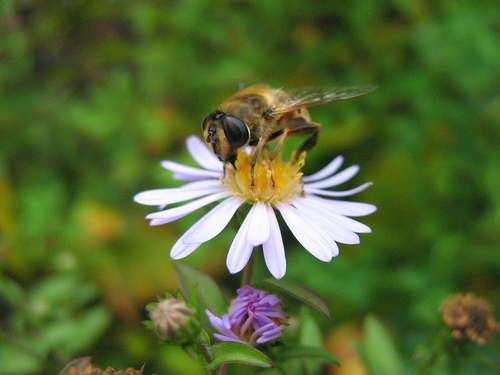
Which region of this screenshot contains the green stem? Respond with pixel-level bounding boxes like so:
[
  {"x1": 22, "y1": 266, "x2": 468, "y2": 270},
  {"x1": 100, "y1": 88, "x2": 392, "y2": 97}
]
[
  {"x1": 193, "y1": 333, "x2": 216, "y2": 375},
  {"x1": 240, "y1": 246, "x2": 259, "y2": 287},
  {"x1": 416, "y1": 329, "x2": 450, "y2": 375},
  {"x1": 218, "y1": 364, "x2": 227, "y2": 375}
]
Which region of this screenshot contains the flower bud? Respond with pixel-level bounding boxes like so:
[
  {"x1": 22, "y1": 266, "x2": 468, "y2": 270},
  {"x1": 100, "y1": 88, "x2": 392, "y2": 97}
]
[{"x1": 147, "y1": 298, "x2": 201, "y2": 345}]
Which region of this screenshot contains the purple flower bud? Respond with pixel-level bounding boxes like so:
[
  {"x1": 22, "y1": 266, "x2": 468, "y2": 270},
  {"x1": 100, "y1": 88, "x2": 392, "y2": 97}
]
[
  {"x1": 147, "y1": 298, "x2": 200, "y2": 345},
  {"x1": 207, "y1": 285, "x2": 285, "y2": 346}
]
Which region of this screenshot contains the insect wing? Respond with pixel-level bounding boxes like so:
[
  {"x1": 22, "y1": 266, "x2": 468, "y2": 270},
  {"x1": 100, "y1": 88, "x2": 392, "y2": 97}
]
[{"x1": 270, "y1": 86, "x2": 377, "y2": 114}]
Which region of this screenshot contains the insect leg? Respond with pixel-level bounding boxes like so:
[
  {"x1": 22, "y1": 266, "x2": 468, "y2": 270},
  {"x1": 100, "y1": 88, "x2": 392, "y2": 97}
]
[
  {"x1": 291, "y1": 122, "x2": 321, "y2": 160},
  {"x1": 250, "y1": 137, "x2": 267, "y2": 186},
  {"x1": 269, "y1": 117, "x2": 321, "y2": 161},
  {"x1": 270, "y1": 128, "x2": 290, "y2": 160}
]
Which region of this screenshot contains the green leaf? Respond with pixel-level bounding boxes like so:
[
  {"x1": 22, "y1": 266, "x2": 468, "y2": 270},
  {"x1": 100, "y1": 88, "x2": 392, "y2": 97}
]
[
  {"x1": 207, "y1": 342, "x2": 273, "y2": 370},
  {"x1": 259, "y1": 278, "x2": 330, "y2": 318},
  {"x1": 298, "y1": 307, "x2": 323, "y2": 347},
  {"x1": 362, "y1": 315, "x2": 405, "y2": 375},
  {"x1": 199, "y1": 327, "x2": 212, "y2": 347},
  {"x1": 0, "y1": 339, "x2": 43, "y2": 374},
  {"x1": 273, "y1": 343, "x2": 340, "y2": 365},
  {"x1": 174, "y1": 263, "x2": 227, "y2": 317},
  {"x1": 39, "y1": 306, "x2": 111, "y2": 356},
  {"x1": 0, "y1": 276, "x2": 25, "y2": 307}
]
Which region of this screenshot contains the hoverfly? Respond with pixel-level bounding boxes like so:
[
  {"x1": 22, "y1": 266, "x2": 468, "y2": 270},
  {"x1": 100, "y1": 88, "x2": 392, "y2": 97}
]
[{"x1": 202, "y1": 85, "x2": 376, "y2": 184}]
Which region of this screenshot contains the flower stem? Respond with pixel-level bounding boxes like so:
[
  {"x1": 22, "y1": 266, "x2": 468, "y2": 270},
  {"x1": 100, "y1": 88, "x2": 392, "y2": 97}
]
[
  {"x1": 240, "y1": 247, "x2": 259, "y2": 287},
  {"x1": 193, "y1": 332, "x2": 216, "y2": 375},
  {"x1": 416, "y1": 329, "x2": 454, "y2": 374}
]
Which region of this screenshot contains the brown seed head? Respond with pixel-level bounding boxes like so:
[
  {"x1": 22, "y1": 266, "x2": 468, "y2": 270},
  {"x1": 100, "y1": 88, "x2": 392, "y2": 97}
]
[{"x1": 439, "y1": 293, "x2": 499, "y2": 345}]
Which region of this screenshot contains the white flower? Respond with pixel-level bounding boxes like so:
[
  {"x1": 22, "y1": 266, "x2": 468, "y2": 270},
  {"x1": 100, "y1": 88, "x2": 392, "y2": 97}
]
[{"x1": 134, "y1": 136, "x2": 376, "y2": 279}]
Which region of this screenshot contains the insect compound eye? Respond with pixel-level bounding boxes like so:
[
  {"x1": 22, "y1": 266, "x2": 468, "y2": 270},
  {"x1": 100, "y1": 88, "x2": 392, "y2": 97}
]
[{"x1": 222, "y1": 115, "x2": 249, "y2": 148}]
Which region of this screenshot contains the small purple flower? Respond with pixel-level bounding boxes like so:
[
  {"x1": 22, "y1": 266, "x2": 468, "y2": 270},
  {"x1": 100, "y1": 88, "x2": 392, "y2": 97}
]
[{"x1": 206, "y1": 285, "x2": 285, "y2": 346}]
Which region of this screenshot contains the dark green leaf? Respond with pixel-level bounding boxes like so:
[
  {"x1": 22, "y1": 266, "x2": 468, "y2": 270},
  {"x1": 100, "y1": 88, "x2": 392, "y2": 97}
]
[
  {"x1": 273, "y1": 343, "x2": 340, "y2": 365},
  {"x1": 174, "y1": 263, "x2": 227, "y2": 317},
  {"x1": 259, "y1": 278, "x2": 330, "y2": 318},
  {"x1": 207, "y1": 342, "x2": 273, "y2": 370}
]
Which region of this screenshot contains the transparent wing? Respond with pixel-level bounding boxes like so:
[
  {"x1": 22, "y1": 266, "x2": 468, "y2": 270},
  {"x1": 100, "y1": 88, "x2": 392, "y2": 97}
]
[{"x1": 270, "y1": 85, "x2": 377, "y2": 114}]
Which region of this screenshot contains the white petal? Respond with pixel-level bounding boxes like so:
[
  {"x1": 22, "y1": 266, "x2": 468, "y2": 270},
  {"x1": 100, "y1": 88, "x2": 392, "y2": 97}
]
[
  {"x1": 307, "y1": 195, "x2": 377, "y2": 217},
  {"x1": 183, "y1": 196, "x2": 244, "y2": 244},
  {"x1": 134, "y1": 180, "x2": 223, "y2": 206},
  {"x1": 304, "y1": 182, "x2": 372, "y2": 197},
  {"x1": 169, "y1": 197, "x2": 240, "y2": 258},
  {"x1": 186, "y1": 136, "x2": 223, "y2": 171},
  {"x1": 146, "y1": 191, "x2": 230, "y2": 223},
  {"x1": 262, "y1": 207, "x2": 286, "y2": 279},
  {"x1": 161, "y1": 160, "x2": 220, "y2": 181},
  {"x1": 227, "y1": 242, "x2": 254, "y2": 275},
  {"x1": 226, "y1": 213, "x2": 255, "y2": 274},
  {"x1": 304, "y1": 165, "x2": 359, "y2": 189},
  {"x1": 276, "y1": 203, "x2": 333, "y2": 262},
  {"x1": 170, "y1": 237, "x2": 201, "y2": 259},
  {"x1": 150, "y1": 218, "x2": 175, "y2": 226},
  {"x1": 302, "y1": 155, "x2": 344, "y2": 182},
  {"x1": 329, "y1": 238, "x2": 339, "y2": 257},
  {"x1": 297, "y1": 197, "x2": 372, "y2": 233},
  {"x1": 246, "y1": 201, "x2": 271, "y2": 246},
  {"x1": 292, "y1": 199, "x2": 360, "y2": 244}
]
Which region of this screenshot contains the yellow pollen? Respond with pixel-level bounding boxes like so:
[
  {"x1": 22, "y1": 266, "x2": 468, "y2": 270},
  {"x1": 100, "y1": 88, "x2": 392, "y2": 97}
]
[{"x1": 223, "y1": 148, "x2": 305, "y2": 204}]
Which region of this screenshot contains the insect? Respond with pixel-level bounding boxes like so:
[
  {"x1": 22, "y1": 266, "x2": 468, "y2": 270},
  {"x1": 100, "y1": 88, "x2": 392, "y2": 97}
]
[{"x1": 202, "y1": 85, "x2": 376, "y2": 184}]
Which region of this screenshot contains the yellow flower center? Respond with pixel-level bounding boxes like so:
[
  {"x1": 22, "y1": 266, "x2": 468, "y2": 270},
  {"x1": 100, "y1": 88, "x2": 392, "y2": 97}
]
[{"x1": 223, "y1": 148, "x2": 305, "y2": 204}]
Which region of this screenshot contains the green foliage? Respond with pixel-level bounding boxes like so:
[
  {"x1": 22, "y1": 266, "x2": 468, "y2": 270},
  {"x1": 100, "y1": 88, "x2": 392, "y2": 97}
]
[
  {"x1": 174, "y1": 262, "x2": 227, "y2": 330},
  {"x1": 272, "y1": 344, "x2": 339, "y2": 367},
  {"x1": 0, "y1": 274, "x2": 111, "y2": 374},
  {"x1": 207, "y1": 342, "x2": 273, "y2": 370},
  {"x1": 1, "y1": 0, "x2": 499, "y2": 374},
  {"x1": 360, "y1": 315, "x2": 405, "y2": 375},
  {"x1": 259, "y1": 277, "x2": 330, "y2": 318}
]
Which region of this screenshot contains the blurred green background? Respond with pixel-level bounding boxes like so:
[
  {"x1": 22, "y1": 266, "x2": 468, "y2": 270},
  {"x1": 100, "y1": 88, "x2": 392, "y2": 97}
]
[{"x1": 1, "y1": 0, "x2": 499, "y2": 374}]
